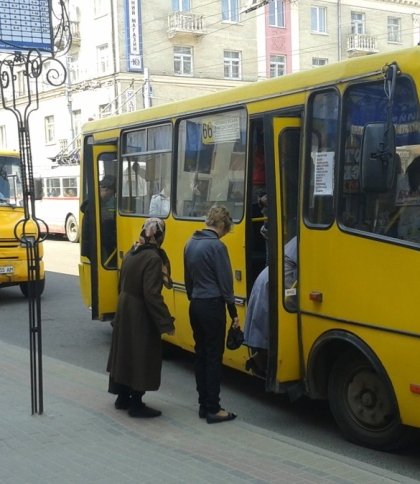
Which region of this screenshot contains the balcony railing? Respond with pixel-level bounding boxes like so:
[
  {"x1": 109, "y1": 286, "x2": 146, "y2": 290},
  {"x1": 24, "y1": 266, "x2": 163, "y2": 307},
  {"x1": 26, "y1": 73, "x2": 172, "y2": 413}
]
[
  {"x1": 69, "y1": 21, "x2": 81, "y2": 47},
  {"x1": 167, "y1": 12, "x2": 205, "y2": 39},
  {"x1": 347, "y1": 34, "x2": 378, "y2": 56}
]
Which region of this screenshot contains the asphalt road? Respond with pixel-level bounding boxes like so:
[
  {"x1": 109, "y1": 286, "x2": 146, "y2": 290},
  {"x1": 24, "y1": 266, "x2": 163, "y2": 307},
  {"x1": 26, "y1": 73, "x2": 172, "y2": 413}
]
[{"x1": 0, "y1": 238, "x2": 419, "y2": 480}]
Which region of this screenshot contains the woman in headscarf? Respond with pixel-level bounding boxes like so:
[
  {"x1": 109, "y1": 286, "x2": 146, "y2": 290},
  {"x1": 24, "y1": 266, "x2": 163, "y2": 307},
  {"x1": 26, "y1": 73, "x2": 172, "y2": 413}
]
[{"x1": 107, "y1": 218, "x2": 175, "y2": 418}]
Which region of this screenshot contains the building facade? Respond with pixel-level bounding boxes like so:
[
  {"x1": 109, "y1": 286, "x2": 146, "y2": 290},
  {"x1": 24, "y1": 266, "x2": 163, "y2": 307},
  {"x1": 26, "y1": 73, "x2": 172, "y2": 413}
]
[{"x1": 0, "y1": 0, "x2": 420, "y2": 174}]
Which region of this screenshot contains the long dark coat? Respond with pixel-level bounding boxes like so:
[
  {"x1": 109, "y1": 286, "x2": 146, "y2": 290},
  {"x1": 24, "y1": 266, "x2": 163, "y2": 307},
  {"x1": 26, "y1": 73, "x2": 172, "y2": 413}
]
[{"x1": 107, "y1": 244, "x2": 174, "y2": 393}]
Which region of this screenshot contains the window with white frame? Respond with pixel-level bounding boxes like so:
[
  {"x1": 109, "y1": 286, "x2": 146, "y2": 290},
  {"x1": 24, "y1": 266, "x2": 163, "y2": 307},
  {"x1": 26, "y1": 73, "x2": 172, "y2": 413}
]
[
  {"x1": 72, "y1": 109, "x2": 82, "y2": 138},
  {"x1": 224, "y1": 50, "x2": 241, "y2": 79},
  {"x1": 174, "y1": 46, "x2": 193, "y2": 76},
  {"x1": 17, "y1": 71, "x2": 26, "y2": 96},
  {"x1": 44, "y1": 116, "x2": 55, "y2": 144},
  {"x1": 68, "y1": 54, "x2": 80, "y2": 83},
  {"x1": 94, "y1": 0, "x2": 108, "y2": 17},
  {"x1": 312, "y1": 57, "x2": 328, "y2": 67},
  {"x1": 172, "y1": 0, "x2": 190, "y2": 11},
  {"x1": 222, "y1": 0, "x2": 239, "y2": 22},
  {"x1": 270, "y1": 55, "x2": 286, "y2": 77},
  {"x1": 269, "y1": 0, "x2": 285, "y2": 28},
  {"x1": 388, "y1": 17, "x2": 401, "y2": 43},
  {"x1": 0, "y1": 125, "x2": 6, "y2": 148},
  {"x1": 311, "y1": 6, "x2": 327, "y2": 33},
  {"x1": 351, "y1": 12, "x2": 365, "y2": 35},
  {"x1": 96, "y1": 44, "x2": 109, "y2": 74},
  {"x1": 99, "y1": 104, "x2": 112, "y2": 118}
]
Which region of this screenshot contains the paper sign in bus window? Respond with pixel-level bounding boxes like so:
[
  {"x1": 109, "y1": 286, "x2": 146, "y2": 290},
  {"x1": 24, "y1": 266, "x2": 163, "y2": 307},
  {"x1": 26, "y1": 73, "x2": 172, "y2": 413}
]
[{"x1": 314, "y1": 152, "x2": 334, "y2": 196}]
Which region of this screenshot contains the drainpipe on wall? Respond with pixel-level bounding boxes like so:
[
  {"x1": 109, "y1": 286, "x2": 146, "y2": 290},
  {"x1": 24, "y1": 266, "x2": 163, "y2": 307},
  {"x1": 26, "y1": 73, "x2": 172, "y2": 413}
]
[
  {"x1": 337, "y1": 0, "x2": 342, "y2": 61},
  {"x1": 110, "y1": 0, "x2": 119, "y2": 113}
]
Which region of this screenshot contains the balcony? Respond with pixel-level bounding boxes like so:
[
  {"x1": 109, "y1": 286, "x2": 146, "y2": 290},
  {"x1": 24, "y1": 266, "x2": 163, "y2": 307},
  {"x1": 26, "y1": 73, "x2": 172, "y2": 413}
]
[
  {"x1": 69, "y1": 21, "x2": 81, "y2": 48},
  {"x1": 54, "y1": 21, "x2": 80, "y2": 51},
  {"x1": 167, "y1": 12, "x2": 205, "y2": 39},
  {"x1": 347, "y1": 34, "x2": 378, "y2": 57}
]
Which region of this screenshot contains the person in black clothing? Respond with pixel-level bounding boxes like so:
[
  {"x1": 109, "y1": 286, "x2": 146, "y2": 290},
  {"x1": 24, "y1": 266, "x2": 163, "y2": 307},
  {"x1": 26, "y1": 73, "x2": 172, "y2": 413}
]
[{"x1": 184, "y1": 205, "x2": 240, "y2": 424}]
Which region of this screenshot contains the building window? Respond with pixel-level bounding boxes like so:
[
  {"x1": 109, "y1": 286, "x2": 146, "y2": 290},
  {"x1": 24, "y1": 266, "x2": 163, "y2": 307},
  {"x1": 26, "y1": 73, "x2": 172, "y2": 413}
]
[
  {"x1": 72, "y1": 109, "x2": 82, "y2": 138},
  {"x1": 0, "y1": 125, "x2": 6, "y2": 148},
  {"x1": 17, "y1": 71, "x2": 26, "y2": 96},
  {"x1": 224, "y1": 50, "x2": 241, "y2": 79},
  {"x1": 311, "y1": 6, "x2": 327, "y2": 33},
  {"x1": 99, "y1": 104, "x2": 112, "y2": 118},
  {"x1": 174, "y1": 46, "x2": 193, "y2": 76},
  {"x1": 269, "y1": 0, "x2": 285, "y2": 28},
  {"x1": 222, "y1": 0, "x2": 239, "y2": 22},
  {"x1": 312, "y1": 57, "x2": 328, "y2": 67},
  {"x1": 96, "y1": 44, "x2": 109, "y2": 74},
  {"x1": 351, "y1": 12, "x2": 365, "y2": 35},
  {"x1": 94, "y1": 0, "x2": 108, "y2": 17},
  {"x1": 388, "y1": 17, "x2": 401, "y2": 43},
  {"x1": 44, "y1": 116, "x2": 55, "y2": 144},
  {"x1": 172, "y1": 0, "x2": 190, "y2": 11},
  {"x1": 68, "y1": 54, "x2": 80, "y2": 83},
  {"x1": 270, "y1": 55, "x2": 286, "y2": 77}
]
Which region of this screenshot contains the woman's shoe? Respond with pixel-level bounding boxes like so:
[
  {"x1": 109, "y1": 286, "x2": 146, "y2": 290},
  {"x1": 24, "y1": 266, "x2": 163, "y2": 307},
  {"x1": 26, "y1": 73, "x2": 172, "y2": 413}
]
[
  {"x1": 199, "y1": 406, "x2": 207, "y2": 418},
  {"x1": 128, "y1": 402, "x2": 162, "y2": 418},
  {"x1": 206, "y1": 409, "x2": 237, "y2": 424},
  {"x1": 114, "y1": 394, "x2": 130, "y2": 410}
]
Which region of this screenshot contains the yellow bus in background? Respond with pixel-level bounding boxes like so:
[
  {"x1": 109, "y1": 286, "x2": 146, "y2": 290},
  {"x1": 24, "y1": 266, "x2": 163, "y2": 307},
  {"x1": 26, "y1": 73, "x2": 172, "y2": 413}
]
[
  {"x1": 0, "y1": 150, "x2": 45, "y2": 297},
  {"x1": 79, "y1": 46, "x2": 420, "y2": 450}
]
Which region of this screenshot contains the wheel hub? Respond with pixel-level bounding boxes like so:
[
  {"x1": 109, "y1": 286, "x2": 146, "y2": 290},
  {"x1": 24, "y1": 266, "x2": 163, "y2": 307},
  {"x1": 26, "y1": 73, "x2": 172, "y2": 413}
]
[{"x1": 347, "y1": 369, "x2": 393, "y2": 428}]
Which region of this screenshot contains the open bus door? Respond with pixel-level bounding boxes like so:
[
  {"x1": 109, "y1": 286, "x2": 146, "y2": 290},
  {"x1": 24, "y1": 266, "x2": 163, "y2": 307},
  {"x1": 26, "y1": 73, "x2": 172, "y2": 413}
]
[
  {"x1": 266, "y1": 116, "x2": 302, "y2": 390},
  {"x1": 79, "y1": 138, "x2": 118, "y2": 321}
]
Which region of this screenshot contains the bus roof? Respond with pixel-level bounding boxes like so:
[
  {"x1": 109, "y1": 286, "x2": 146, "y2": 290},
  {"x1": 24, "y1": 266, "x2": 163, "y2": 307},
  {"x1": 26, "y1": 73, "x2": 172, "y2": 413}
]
[
  {"x1": 0, "y1": 149, "x2": 20, "y2": 159},
  {"x1": 82, "y1": 45, "x2": 420, "y2": 136}
]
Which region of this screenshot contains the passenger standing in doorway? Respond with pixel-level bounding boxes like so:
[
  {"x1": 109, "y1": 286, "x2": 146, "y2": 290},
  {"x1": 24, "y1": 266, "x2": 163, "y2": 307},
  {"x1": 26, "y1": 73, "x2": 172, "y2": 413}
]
[
  {"x1": 107, "y1": 218, "x2": 175, "y2": 418},
  {"x1": 244, "y1": 236, "x2": 298, "y2": 376},
  {"x1": 184, "y1": 205, "x2": 239, "y2": 424},
  {"x1": 99, "y1": 175, "x2": 117, "y2": 262}
]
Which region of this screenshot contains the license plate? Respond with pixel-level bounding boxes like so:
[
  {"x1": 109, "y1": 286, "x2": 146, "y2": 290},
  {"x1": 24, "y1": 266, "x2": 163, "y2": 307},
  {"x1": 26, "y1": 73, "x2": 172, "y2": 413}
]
[{"x1": 0, "y1": 266, "x2": 14, "y2": 274}]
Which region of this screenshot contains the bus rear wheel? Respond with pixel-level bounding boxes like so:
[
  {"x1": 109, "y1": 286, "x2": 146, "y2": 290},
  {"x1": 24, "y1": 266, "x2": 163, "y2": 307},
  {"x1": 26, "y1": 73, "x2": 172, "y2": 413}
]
[
  {"x1": 20, "y1": 278, "x2": 46, "y2": 298},
  {"x1": 328, "y1": 350, "x2": 411, "y2": 450},
  {"x1": 65, "y1": 214, "x2": 79, "y2": 243}
]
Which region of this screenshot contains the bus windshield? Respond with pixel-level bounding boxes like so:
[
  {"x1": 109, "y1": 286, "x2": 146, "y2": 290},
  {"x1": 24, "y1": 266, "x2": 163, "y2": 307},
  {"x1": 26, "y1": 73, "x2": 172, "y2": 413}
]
[{"x1": 0, "y1": 156, "x2": 23, "y2": 207}]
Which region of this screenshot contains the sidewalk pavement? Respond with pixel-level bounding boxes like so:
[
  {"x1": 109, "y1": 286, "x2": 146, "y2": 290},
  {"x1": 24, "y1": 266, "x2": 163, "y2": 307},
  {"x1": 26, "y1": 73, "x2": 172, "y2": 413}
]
[{"x1": 0, "y1": 339, "x2": 416, "y2": 484}]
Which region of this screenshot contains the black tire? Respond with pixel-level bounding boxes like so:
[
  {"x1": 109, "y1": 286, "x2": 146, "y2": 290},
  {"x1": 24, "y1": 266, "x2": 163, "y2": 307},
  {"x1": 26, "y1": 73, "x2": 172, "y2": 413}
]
[
  {"x1": 65, "y1": 214, "x2": 79, "y2": 243},
  {"x1": 328, "y1": 350, "x2": 411, "y2": 450},
  {"x1": 20, "y1": 278, "x2": 46, "y2": 298}
]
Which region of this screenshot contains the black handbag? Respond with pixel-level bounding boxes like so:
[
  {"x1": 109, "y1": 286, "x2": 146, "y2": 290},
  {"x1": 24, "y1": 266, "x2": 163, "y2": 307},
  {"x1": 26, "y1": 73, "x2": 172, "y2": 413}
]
[{"x1": 226, "y1": 322, "x2": 244, "y2": 350}]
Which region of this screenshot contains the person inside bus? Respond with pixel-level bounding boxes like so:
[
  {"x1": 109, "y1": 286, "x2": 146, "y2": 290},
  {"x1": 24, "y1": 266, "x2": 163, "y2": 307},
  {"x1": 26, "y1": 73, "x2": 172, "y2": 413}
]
[
  {"x1": 397, "y1": 156, "x2": 420, "y2": 243},
  {"x1": 99, "y1": 174, "x2": 117, "y2": 263},
  {"x1": 0, "y1": 167, "x2": 10, "y2": 200},
  {"x1": 184, "y1": 205, "x2": 239, "y2": 424},
  {"x1": 149, "y1": 180, "x2": 170, "y2": 217},
  {"x1": 244, "y1": 236, "x2": 297, "y2": 377},
  {"x1": 107, "y1": 218, "x2": 175, "y2": 418}
]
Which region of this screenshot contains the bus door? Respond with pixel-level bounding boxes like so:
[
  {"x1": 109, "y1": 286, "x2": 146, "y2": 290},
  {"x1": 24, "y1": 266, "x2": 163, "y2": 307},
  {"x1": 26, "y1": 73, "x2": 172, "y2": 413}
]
[
  {"x1": 79, "y1": 140, "x2": 118, "y2": 320},
  {"x1": 267, "y1": 117, "x2": 301, "y2": 388}
]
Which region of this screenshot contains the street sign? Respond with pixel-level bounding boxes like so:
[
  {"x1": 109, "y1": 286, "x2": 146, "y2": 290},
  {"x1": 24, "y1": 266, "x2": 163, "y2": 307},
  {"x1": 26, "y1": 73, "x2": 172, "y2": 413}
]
[{"x1": 0, "y1": 0, "x2": 53, "y2": 53}]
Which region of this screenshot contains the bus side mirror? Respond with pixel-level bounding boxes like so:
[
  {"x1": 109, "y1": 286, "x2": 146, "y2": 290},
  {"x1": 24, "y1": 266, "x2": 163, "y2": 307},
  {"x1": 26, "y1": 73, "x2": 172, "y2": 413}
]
[
  {"x1": 34, "y1": 178, "x2": 43, "y2": 200},
  {"x1": 360, "y1": 122, "x2": 396, "y2": 193}
]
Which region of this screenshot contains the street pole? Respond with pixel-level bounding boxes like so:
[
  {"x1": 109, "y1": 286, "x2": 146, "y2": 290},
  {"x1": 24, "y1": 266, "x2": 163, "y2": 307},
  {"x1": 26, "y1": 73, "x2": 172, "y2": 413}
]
[{"x1": 0, "y1": 0, "x2": 72, "y2": 415}]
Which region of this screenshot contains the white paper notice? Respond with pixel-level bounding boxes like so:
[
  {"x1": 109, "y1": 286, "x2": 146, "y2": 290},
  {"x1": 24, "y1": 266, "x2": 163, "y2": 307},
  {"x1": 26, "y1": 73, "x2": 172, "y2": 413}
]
[{"x1": 314, "y1": 152, "x2": 334, "y2": 196}]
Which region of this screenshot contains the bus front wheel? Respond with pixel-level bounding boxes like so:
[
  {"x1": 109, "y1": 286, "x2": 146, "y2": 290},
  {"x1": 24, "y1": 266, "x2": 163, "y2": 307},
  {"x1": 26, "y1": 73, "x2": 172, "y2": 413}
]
[
  {"x1": 65, "y1": 214, "x2": 79, "y2": 243},
  {"x1": 20, "y1": 278, "x2": 46, "y2": 298},
  {"x1": 328, "y1": 350, "x2": 411, "y2": 450}
]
